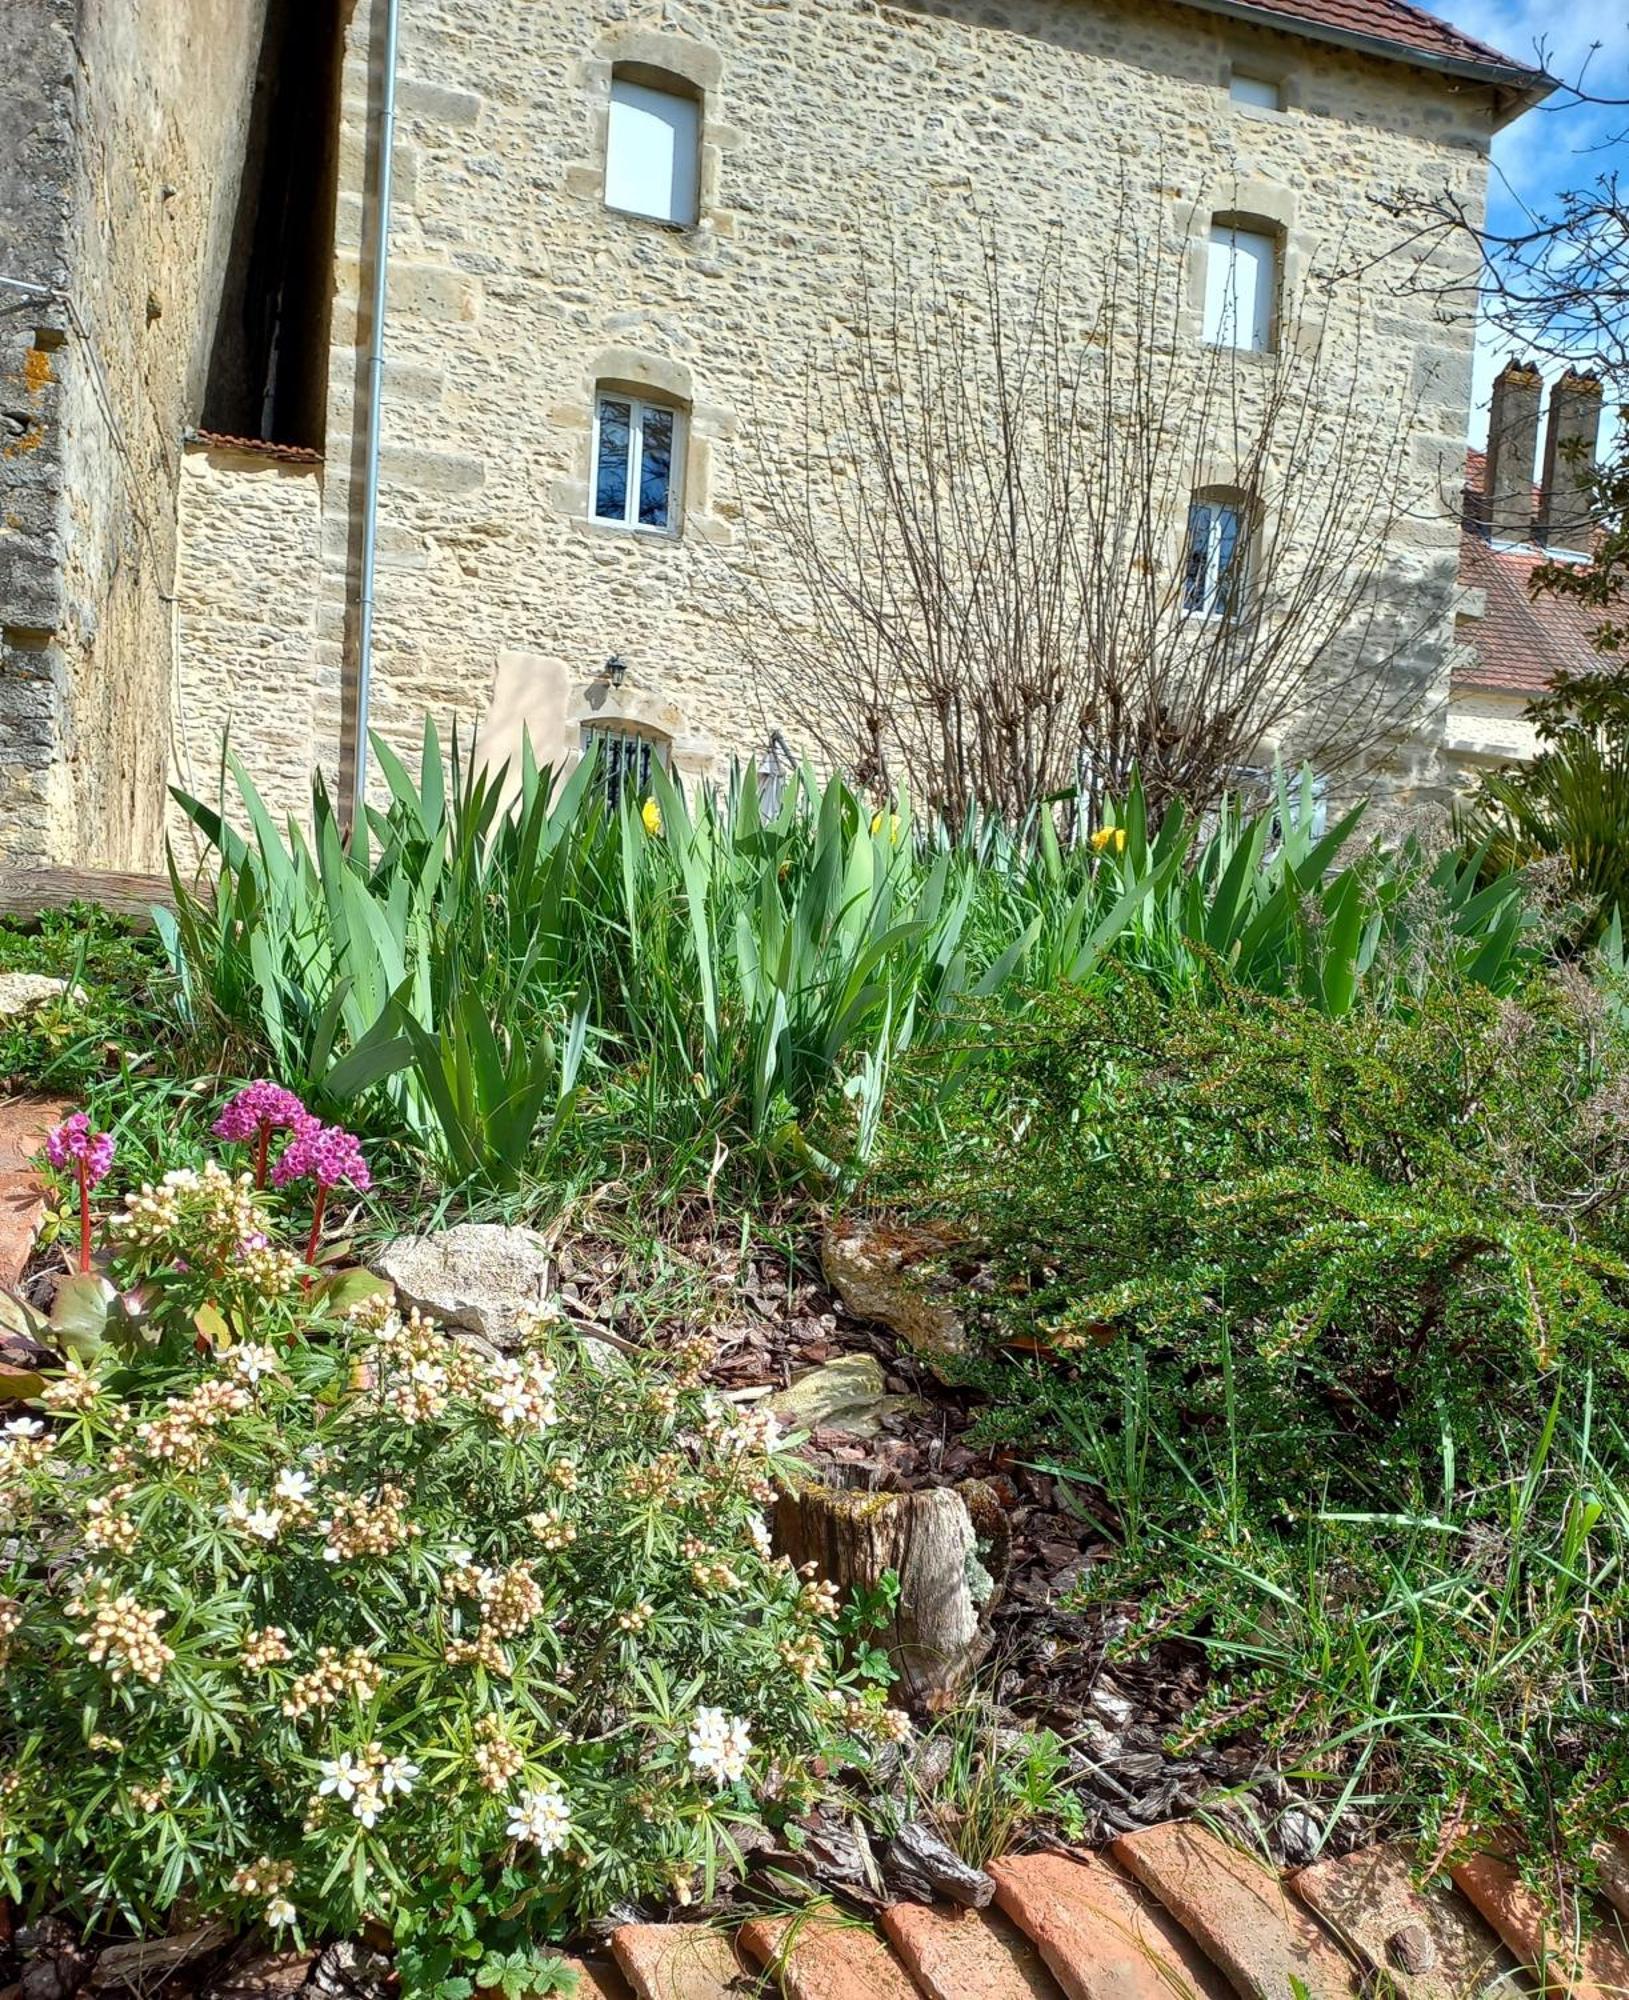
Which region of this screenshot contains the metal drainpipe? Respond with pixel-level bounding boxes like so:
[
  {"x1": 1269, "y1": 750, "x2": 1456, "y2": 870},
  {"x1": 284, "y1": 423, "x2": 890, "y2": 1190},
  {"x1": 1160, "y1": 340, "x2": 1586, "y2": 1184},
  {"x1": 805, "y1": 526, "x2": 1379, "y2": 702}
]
[{"x1": 349, "y1": 0, "x2": 402, "y2": 833}]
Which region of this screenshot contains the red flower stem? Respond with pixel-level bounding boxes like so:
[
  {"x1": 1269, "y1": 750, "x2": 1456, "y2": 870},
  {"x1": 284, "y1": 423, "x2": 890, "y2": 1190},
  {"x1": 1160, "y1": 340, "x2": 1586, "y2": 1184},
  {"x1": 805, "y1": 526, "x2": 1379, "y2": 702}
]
[
  {"x1": 304, "y1": 1183, "x2": 329, "y2": 1269},
  {"x1": 254, "y1": 1123, "x2": 271, "y2": 1189},
  {"x1": 77, "y1": 1161, "x2": 91, "y2": 1275}
]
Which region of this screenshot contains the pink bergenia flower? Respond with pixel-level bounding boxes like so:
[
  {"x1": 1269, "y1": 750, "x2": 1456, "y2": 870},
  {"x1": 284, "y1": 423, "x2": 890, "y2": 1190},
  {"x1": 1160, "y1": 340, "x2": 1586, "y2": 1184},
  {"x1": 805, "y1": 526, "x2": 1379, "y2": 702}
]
[
  {"x1": 272, "y1": 1118, "x2": 372, "y2": 1277},
  {"x1": 213, "y1": 1082, "x2": 308, "y2": 1188},
  {"x1": 213, "y1": 1080, "x2": 307, "y2": 1143},
  {"x1": 272, "y1": 1119, "x2": 371, "y2": 1194},
  {"x1": 45, "y1": 1112, "x2": 116, "y2": 1189},
  {"x1": 44, "y1": 1112, "x2": 115, "y2": 1275}
]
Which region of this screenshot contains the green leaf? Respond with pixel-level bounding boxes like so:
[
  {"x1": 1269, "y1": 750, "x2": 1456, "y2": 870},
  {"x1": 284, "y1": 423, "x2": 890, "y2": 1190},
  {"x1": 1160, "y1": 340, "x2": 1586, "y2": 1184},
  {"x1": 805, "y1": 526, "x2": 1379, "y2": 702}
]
[{"x1": 48, "y1": 1273, "x2": 111, "y2": 1361}]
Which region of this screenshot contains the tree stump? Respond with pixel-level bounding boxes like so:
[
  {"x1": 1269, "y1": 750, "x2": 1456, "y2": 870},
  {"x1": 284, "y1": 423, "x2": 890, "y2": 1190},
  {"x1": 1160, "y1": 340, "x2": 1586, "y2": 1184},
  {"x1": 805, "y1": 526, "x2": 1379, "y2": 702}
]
[{"x1": 774, "y1": 1474, "x2": 1008, "y2": 1707}]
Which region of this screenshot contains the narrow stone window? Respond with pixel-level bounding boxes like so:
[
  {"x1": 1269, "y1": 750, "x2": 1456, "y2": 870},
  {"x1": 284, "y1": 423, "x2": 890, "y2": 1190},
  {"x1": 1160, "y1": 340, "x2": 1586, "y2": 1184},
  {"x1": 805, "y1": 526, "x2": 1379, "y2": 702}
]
[
  {"x1": 605, "y1": 72, "x2": 701, "y2": 226},
  {"x1": 591, "y1": 390, "x2": 685, "y2": 534},
  {"x1": 583, "y1": 723, "x2": 667, "y2": 807},
  {"x1": 201, "y1": 0, "x2": 346, "y2": 446},
  {"x1": 1229, "y1": 72, "x2": 1281, "y2": 109},
  {"x1": 1183, "y1": 494, "x2": 1250, "y2": 618},
  {"x1": 1203, "y1": 220, "x2": 1278, "y2": 353}
]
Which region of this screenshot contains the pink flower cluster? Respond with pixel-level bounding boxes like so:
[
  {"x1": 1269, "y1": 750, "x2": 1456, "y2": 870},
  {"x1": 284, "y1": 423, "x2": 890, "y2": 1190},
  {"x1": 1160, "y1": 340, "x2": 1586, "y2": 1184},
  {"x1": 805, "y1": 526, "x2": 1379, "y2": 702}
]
[
  {"x1": 211, "y1": 1081, "x2": 307, "y2": 1145},
  {"x1": 45, "y1": 1112, "x2": 116, "y2": 1189},
  {"x1": 272, "y1": 1118, "x2": 372, "y2": 1195},
  {"x1": 212, "y1": 1081, "x2": 370, "y2": 1202}
]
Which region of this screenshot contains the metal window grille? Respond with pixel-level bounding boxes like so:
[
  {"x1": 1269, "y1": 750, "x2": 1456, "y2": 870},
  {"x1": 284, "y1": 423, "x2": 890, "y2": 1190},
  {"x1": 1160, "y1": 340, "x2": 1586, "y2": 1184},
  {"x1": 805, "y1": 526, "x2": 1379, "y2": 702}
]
[{"x1": 584, "y1": 726, "x2": 665, "y2": 808}]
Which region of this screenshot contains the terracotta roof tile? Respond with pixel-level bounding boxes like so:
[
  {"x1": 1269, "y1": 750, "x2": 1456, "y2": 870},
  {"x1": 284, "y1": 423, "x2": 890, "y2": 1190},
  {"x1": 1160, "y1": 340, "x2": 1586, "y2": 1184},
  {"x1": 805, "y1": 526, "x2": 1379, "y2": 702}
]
[
  {"x1": 187, "y1": 430, "x2": 323, "y2": 465},
  {"x1": 1455, "y1": 534, "x2": 1605, "y2": 695},
  {"x1": 1209, "y1": 0, "x2": 1546, "y2": 83},
  {"x1": 1454, "y1": 447, "x2": 1613, "y2": 696}
]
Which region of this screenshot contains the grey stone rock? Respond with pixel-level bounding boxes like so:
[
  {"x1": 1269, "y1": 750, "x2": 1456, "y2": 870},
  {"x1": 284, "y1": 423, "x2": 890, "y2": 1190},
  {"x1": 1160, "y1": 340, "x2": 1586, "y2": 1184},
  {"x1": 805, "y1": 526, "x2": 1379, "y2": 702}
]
[
  {"x1": 821, "y1": 1217, "x2": 966, "y2": 1370},
  {"x1": 768, "y1": 1351, "x2": 925, "y2": 1437},
  {"x1": 372, "y1": 1222, "x2": 555, "y2": 1347},
  {"x1": 884, "y1": 1819, "x2": 996, "y2": 1907}
]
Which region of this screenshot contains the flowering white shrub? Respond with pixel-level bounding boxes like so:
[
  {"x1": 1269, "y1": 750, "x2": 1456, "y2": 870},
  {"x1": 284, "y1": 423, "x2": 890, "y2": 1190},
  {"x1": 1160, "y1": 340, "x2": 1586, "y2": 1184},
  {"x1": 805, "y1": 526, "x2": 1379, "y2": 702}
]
[{"x1": 0, "y1": 1123, "x2": 901, "y2": 1948}]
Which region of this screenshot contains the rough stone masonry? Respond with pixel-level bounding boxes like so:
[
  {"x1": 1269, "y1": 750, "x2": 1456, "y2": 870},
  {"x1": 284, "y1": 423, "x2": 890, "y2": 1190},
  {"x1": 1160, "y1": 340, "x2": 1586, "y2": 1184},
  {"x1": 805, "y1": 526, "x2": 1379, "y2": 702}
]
[{"x1": 3, "y1": 0, "x2": 1547, "y2": 863}]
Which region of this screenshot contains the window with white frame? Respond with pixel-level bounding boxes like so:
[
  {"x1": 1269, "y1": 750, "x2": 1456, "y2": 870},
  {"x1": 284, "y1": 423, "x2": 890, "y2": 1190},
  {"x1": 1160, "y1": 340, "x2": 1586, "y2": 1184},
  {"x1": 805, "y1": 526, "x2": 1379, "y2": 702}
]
[
  {"x1": 605, "y1": 74, "x2": 700, "y2": 226},
  {"x1": 1203, "y1": 220, "x2": 1277, "y2": 352},
  {"x1": 1182, "y1": 495, "x2": 1249, "y2": 618},
  {"x1": 1229, "y1": 72, "x2": 1281, "y2": 108},
  {"x1": 583, "y1": 724, "x2": 667, "y2": 808},
  {"x1": 592, "y1": 391, "x2": 683, "y2": 533}
]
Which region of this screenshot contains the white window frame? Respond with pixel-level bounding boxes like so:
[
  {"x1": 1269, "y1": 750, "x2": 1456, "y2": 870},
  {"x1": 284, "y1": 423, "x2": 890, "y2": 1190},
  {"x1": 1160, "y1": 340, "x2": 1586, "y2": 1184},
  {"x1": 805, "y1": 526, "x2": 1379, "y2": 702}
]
[
  {"x1": 1229, "y1": 72, "x2": 1281, "y2": 109},
  {"x1": 590, "y1": 391, "x2": 685, "y2": 535},
  {"x1": 604, "y1": 75, "x2": 701, "y2": 227},
  {"x1": 1183, "y1": 498, "x2": 1248, "y2": 620},
  {"x1": 1203, "y1": 222, "x2": 1278, "y2": 353}
]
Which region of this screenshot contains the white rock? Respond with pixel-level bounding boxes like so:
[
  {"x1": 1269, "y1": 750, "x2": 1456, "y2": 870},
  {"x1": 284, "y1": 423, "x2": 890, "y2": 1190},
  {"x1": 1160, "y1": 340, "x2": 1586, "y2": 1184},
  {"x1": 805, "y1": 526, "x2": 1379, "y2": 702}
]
[
  {"x1": 0, "y1": 973, "x2": 71, "y2": 1019},
  {"x1": 372, "y1": 1222, "x2": 555, "y2": 1347}
]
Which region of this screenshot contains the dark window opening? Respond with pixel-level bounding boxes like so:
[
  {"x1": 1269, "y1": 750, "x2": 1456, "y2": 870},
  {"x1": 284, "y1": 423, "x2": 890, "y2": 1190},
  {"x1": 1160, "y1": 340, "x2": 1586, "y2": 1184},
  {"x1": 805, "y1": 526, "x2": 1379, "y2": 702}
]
[
  {"x1": 584, "y1": 726, "x2": 666, "y2": 809},
  {"x1": 201, "y1": 0, "x2": 345, "y2": 448}
]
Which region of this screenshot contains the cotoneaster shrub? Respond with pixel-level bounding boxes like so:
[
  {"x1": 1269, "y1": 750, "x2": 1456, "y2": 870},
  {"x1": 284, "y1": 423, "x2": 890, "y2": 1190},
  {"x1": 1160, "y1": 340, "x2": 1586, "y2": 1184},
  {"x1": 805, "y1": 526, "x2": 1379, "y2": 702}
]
[{"x1": 0, "y1": 1106, "x2": 901, "y2": 1952}]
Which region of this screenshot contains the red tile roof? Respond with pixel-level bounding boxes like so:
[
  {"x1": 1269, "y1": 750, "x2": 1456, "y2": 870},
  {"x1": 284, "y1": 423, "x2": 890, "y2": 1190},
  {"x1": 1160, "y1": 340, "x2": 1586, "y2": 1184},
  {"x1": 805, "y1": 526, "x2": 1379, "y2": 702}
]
[
  {"x1": 1196, "y1": 0, "x2": 1549, "y2": 90},
  {"x1": 1454, "y1": 449, "x2": 1610, "y2": 696},
  {"x1": 187, "y1": 430, "x2": 323, "y2": 465}
]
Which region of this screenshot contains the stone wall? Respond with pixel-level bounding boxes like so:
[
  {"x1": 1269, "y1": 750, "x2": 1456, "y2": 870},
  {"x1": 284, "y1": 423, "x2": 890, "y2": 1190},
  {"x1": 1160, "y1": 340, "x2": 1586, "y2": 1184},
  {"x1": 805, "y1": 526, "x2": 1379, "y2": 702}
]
[
  {"x1": 310, "y1": 0, "x2": 1495, "y2": 812},
  {"x1": 170, "y1": 442, "x2": 323, "y2": 856},
  {"x1": 0, "y1": 0, "x2": 268, "y2": 868},
  {"x1": 1442, "y1": 686, "x2": 1538, "y2": 777}
]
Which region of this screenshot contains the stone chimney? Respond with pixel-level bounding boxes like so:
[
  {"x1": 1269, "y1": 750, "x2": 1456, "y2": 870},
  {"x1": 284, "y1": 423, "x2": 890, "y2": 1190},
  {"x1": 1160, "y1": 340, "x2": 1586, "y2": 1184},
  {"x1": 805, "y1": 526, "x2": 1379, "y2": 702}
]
[
  {"x1": 1537, "y1": 370, "x2": 1604, "y2": 554},
  {"x1": 1484, "y1": 357, "x2": 1543, "y2": 542}
]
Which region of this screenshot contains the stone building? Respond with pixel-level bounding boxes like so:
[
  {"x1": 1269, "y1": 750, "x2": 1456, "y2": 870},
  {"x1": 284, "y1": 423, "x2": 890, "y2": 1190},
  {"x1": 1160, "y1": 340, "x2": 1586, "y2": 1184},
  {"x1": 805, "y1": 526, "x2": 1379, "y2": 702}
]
[{"x1": 2, "y1": 0, "x2": 1551, "y2": 867}]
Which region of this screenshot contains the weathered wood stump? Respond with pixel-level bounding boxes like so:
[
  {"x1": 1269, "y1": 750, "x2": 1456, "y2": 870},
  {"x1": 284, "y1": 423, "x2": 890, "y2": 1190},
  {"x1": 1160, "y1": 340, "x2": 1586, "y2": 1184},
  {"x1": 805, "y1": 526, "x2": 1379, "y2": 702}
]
[{"x1": 774, "y1": 1473, "x2": 1009, "y2": 1707}]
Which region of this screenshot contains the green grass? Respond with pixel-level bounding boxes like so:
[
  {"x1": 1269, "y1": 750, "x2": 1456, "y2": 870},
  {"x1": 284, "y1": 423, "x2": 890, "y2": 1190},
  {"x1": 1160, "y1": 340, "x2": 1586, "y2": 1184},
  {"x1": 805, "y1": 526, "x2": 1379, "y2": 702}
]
[
  {"x1": 0, "y1": 905, "x2": 178, "y2": 1102},
  {"x1": 155, "y1": 731, "x2": 1538, "y2": 1212}
]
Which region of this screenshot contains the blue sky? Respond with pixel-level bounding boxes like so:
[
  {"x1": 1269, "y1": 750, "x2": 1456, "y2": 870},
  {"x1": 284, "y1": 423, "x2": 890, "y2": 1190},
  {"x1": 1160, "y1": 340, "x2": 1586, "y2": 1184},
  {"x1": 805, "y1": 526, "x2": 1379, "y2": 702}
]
[{"x1": 1418, "y1": 0, "x2": 1628, "y2": 439}]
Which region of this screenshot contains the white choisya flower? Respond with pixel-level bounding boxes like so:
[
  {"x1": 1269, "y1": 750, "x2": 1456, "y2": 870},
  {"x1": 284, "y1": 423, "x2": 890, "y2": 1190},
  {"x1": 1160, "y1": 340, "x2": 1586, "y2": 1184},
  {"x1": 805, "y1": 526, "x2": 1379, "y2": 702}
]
[
  {"x1": 506, "y1": 1784, "x2": 572, "y2": 1854},
  {"x1": 350, "y1": 1782, "x2": 385, "y2": 1829},
  {"x1": 230, "y1": 1343, "x2": 281, "y2": 1385},
  {"x1": 378, "y1": 1755, "x2": 419, "y2": 1797},
  {"x1": 482, "y1": 1355, "x2": 558, "y2": 1433},
  {"x1": 221, "y1": 1487, "x2": 283, "y2": 1540},
  {"x1": 273, "y1": 1466, "x2": 314, "y2": 1506},
  {"x1": 317, "y1": 1753, "x2": 371, "y2": 1803},
  {"x1": 265, "y1": 1896, "x2": 297, "y2": 1928},
  {"x1": 687, "y1": 1705, "x2": 753, "y2": 1787},
  {"x1": 2, "y1": 1417, "x2": 45, "y2": 1440}
]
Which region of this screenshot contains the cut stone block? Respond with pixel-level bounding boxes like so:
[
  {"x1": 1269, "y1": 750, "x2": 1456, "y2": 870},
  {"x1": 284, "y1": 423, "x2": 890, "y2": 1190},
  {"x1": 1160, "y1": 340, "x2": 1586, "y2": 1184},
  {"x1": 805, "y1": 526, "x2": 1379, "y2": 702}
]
[
  {"x1": 883, "y1": 1901, "x2": 1062, "y2": 2000},
  {"x1": 989, "y1": 1851, "x2": 1230, "y2": 2000},
  {"x1": 1111, "y1": 1822, "x2": 1362, "y2": 2000},
  {"x1": 613, "y1": 1924, "x2": 745, "y2": 2000},
  {"x1": 739, "y1": 1912, "x2": 923, "y2": 2000},
  {"x1": 1450, "y1": 1854, "x2": 1629, "y2": 2000},
  {"x1": 1291, "y1": 1843, "x2": 1526, "y2": 2000}
]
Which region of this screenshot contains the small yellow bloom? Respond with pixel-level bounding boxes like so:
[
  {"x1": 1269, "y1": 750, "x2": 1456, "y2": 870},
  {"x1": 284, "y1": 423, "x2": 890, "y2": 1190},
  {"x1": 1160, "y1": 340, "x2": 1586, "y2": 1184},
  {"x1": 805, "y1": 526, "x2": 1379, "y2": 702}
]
[
  {"x1": 1090, "y1": 825, "x2": 1127, "y2": 855},
  {"x1": 641, "y1": 797, "x2": 663, "y2": 837},
  {"x1": 869, "y1": 810, "x2": 904, "y2": 845}
]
